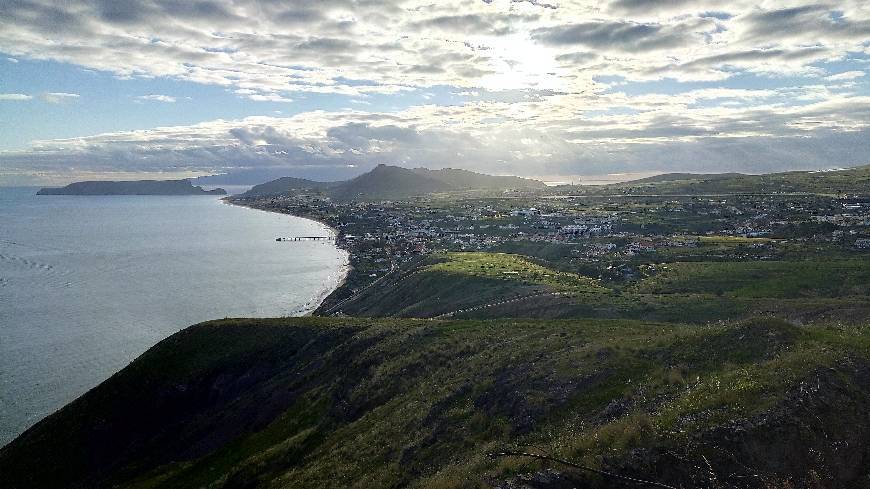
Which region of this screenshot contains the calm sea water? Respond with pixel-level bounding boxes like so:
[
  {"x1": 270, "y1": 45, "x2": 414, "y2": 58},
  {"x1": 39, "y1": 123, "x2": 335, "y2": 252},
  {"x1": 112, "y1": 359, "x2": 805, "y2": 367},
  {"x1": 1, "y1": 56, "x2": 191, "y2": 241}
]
[{"x1": 0, "y1": 188, "x2": 348, "y2": 446}]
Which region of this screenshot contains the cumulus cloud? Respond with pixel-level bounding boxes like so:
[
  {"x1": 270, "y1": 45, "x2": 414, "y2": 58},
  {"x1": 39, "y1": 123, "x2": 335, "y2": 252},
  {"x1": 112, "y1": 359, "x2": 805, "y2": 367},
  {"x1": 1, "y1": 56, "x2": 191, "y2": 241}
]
[
  {"x1": 3, "y1": 86, "x2": 869, "y2": 184},
  {"x1": 0, "y1": 0, "x2": 866, "y2": 95},
  {"x1": 0, "y1": 0, "x2": 869, "y2": 183}
]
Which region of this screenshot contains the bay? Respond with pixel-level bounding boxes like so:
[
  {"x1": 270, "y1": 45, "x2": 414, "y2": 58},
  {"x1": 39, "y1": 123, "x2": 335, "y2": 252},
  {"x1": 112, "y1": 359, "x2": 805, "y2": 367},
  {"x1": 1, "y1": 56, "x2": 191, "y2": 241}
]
[{"x1": 0, "y1": 188, "x2": 347, "y2": 446}]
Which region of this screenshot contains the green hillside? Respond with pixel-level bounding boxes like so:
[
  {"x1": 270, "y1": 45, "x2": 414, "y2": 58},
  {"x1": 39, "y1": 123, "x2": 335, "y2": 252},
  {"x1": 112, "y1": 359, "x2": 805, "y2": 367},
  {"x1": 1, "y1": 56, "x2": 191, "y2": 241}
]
[
  {"x1": 556, "y1": 165, "x2": 870, "y2": 196},
  {"x1": 328, "y1": 251, "x2": 870, "y2": 323},
  {"x1": 2, "y1": 316, "x2": 868, "y2": 489},
  {"x1": 241, "y1": 177, "x2": 337, "y2": 197}
]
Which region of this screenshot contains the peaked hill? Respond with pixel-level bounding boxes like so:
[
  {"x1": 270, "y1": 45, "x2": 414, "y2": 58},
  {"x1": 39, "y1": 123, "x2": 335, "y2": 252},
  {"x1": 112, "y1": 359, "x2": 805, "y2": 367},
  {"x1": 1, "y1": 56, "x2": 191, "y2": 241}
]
[
  {"x1": 329, "y1": 164, "x2": 452, "y2": 200},
  {"x1": 240, "y1": 165, "x2": 546, "y2": 200},
  {"x1": 241, "y1": 176, "x2": 337, "y2": 197}
]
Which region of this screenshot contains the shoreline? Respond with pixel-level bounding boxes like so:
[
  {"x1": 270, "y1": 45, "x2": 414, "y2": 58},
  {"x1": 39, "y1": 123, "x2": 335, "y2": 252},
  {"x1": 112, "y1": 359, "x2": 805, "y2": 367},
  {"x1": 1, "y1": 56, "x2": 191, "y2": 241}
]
[
  {"x1": 223, "y1": 197, "x2": 352, "y2": 316},
  {"x1": 1, "y1": 195, "x2": 349, "y2": 448}
]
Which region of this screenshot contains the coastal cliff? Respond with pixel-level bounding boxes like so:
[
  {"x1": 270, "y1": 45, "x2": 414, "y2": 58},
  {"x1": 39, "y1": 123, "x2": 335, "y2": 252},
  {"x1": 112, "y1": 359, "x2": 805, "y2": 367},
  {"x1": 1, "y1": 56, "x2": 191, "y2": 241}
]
[{"x1": 37, "y1": 179, "x2": 226, "y2": 195}]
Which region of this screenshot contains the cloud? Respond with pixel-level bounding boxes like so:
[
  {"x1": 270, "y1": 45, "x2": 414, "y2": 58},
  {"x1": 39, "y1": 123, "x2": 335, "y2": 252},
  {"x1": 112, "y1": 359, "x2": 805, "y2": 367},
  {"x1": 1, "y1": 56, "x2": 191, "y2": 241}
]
[
  {"x1": 40, "y1": 92, "x2": 80, "y2": 103},
  {"x1": 6, "y1": 57, "x2": 17, "y2": 63},
  {"x1": 0, "y1": 0, "x2": 869, "y2": 184},
  {"x1": 0, "y1": 93, "x2": 32, "y2": 101},
  {"x1": 531, "y1": 20, "x2": 699, "y2": 52},
  {"x1": 826, "y1": 70, "x2": 865, "y2": 81},
  {"x1": 0, "y1": 0, "x2": 862, "y2": 97},
  {"x1": 609, "y1": 0, "x2": 697, "y2": 13},
  {"x1": 648, "y1": 47, "x2": 832, "y2": 79},
  {"x1": 740, "y1": 5, "x2": 870, "y2": 43},
  {"x1": 136, "y1": 94, "x2": 177, "y2": 103},
  {"x1": 3, "y1": 87, "x2": 870, "y2": 184},
  {"x1": 247, "y1": 94, "x2": 294, "y2": 103}
]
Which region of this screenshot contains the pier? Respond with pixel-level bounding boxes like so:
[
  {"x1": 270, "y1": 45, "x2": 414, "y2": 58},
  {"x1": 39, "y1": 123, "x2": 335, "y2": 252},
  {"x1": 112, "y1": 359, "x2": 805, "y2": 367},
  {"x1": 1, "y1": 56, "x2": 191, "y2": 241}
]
[{"x1": 276, "y1": 236, "x2": 335, "y2": 241}]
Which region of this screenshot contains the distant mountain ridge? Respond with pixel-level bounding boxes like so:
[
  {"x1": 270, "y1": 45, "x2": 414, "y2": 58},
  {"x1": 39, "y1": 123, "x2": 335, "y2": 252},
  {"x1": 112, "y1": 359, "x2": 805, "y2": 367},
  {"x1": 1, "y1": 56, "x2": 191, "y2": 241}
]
[
  {"x1": 240, "y1": 164, "x2": 546, "y2": 200},
  {"x1": 37, "y1": 179, "x2": 226, "y2": 196}
]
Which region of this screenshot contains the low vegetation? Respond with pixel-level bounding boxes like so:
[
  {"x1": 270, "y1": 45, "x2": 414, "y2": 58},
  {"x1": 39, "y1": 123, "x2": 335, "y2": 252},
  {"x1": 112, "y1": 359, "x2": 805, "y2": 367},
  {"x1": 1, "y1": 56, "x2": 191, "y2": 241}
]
[
  {"x1": 2, "y1": 317, "x2": 868, "y2": 489},
  {"x1": 332, "y1": 251, "x2": 870, "y2": 325},
  {"x1": 7, "y1": 165, "x2": 869, "y2": 488},
  {"x1": 426, "y1": 252, "x2": 605, "y2": 293}
]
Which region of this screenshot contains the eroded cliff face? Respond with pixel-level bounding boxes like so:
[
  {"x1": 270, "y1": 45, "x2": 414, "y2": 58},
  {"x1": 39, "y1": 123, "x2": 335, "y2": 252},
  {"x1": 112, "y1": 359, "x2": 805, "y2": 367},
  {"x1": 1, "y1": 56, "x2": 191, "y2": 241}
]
[{"x1": 1, "y1": 317, "x2": 868, "y2": 489}]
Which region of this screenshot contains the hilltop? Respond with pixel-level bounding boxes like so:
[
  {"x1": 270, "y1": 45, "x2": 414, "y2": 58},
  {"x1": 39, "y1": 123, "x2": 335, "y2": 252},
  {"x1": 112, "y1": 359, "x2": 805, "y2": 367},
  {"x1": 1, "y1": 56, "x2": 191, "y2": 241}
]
[
  {"x1": 2, "y1": 316, "x2": 867, "y2": 489},
  {"x1": 240, "y1": 165, "x2": 545, "y2": 200},
  {"x1": 592, "y1": 165, "x2": 870, "y2": 195},
  {"x1": 331, "y1": 164, "x2": 453, "y2": 200},
  {"x1": 242, "y1": 176, "x2": 338, "y2": 197},
  {"x1": 36, "y1": 179, "x2": 226, "y2": 196}
]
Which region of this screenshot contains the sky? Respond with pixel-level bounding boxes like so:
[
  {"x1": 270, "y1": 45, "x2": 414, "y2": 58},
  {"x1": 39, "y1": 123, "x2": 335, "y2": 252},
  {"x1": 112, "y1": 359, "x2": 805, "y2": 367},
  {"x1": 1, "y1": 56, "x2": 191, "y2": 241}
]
[{"x1": 0, "y1": 0, "x2": 869, "y2": 185}]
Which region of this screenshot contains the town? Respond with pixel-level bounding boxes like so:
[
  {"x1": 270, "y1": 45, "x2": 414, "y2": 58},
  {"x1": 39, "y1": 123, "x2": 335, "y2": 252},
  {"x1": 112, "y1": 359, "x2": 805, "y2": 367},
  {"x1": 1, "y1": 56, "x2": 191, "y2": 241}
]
[{"x1": 232, "y1": 184, "x2": 870, "y2": 318}]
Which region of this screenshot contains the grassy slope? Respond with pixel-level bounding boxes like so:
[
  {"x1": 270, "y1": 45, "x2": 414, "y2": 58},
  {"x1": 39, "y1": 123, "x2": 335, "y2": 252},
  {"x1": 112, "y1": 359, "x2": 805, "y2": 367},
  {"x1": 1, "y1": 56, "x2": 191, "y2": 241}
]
[
  {"x1": 241, "y1": 177, "x2": 336, "y2": 197},
  {"x1": 609, "y1": 165, "x2": 870, "y2": 195},
  {"x1": 334, "y1": 251, "x2": 870, "y2": 323},
  {"x1": 1, "y1": 317, "x2": 868, "y2": 489},
  {"x1": 630, "y1": 259, "x2": 870, "y2": 298}
]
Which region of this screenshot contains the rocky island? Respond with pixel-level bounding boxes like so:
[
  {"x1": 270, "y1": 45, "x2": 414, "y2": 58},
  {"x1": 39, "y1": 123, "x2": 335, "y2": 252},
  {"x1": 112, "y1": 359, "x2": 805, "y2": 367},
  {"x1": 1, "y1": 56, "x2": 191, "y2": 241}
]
[{"x1": 37, "y1": 179, "x2": 226, "y2": 196}]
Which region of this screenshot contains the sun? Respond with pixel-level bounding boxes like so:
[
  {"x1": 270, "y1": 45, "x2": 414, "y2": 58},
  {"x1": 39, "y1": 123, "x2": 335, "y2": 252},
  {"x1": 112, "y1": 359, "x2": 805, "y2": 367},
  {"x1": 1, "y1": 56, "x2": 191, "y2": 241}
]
[{"x1": 478, "y1": 34, "x2": 562, "y2": 91}]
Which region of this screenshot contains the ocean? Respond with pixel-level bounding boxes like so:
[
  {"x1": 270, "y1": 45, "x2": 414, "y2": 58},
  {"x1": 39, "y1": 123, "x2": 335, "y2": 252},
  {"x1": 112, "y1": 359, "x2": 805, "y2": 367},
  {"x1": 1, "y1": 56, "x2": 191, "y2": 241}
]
[{"x1": 0, "y1": 188, "x2": 348, "y2": 446}]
